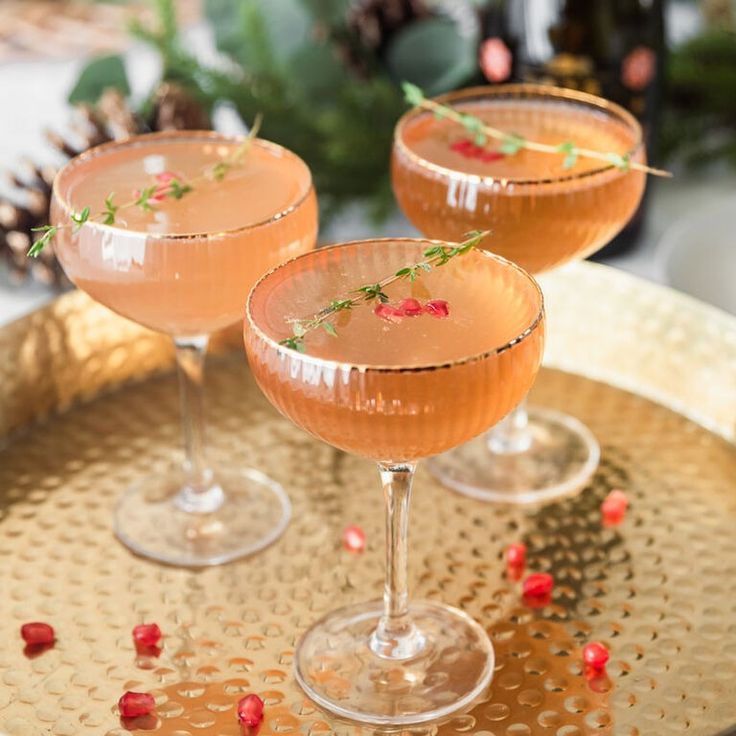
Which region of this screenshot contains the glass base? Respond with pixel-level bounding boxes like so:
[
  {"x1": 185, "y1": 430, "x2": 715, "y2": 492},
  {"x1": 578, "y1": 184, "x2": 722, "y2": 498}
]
[
  {"x1": 294, "y1": 600, "x2": 494, "y2": 726},
  {"x1": 114, "y1": 467, "x2": 291, "y2": 567},
  {"x1": 427, "y1": 406, "x2": 600, "y2": 505}
]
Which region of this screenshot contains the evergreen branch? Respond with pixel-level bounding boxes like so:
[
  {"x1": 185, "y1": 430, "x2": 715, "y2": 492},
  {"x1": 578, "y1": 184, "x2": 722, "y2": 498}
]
[
  {"x1": 279, "y1": 230, "x2": 489, "y2": 353},
  {"x1": 402, "y1": 82, "x2": 672, "y2": 178}
]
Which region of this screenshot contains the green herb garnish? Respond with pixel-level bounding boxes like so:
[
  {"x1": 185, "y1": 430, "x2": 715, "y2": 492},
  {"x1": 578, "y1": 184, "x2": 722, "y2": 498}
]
[
  {"x1": 278, "y1": 230, "x2": 489, "y2": 354},
  {"x1": 402, "y1": 82, "x2": 672, "y2": 178},
  {"x1": 27, "y1": 114, "x2": 263, "y2": 257}
]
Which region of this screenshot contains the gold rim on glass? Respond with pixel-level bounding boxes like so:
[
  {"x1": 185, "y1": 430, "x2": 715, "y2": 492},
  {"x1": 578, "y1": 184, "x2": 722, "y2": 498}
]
[
  {"x1": 52, "y1": 130, "x2": 315, "y2": 240},
  {"x1": 393, "y1": 83, "x2": 644, "y2": 187},
  {"x1": 245, "y1": 237, "x2": 545, "y2": 374}
]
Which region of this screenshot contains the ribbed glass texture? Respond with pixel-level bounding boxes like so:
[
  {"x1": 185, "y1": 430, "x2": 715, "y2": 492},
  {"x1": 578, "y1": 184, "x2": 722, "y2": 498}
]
[
  {"x1": 51, "y1": 131, "x2": 318, "y2": 336},
  {"x1": 392, "y1": 85, "x2": 646, "y2": 275},
  {"x1": 245, "y1": 239, "x2": 545, "y2": 462}
]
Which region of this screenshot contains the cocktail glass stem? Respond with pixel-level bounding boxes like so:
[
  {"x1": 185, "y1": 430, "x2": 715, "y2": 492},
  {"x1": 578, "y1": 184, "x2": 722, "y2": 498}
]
[
  {"x1": 113, "y1": 329, "x2": 291, "y2": 565},
  {"x1": 370, "y1": 462, "x2": 426, "y2": 660},
  {"x1": 173, "y1": 335, "x2": 224, "y2": 514},
  {"x1": 487, "y1": 399, "x2": 533, "y2": 454},
  {"x1": 292, "y1": 457, "x2": 495, "y2": 723}
]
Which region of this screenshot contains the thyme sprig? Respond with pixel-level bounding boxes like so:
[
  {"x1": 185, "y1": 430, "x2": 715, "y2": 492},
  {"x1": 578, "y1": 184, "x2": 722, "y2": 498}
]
[
  {"x1": 402, "y1": 82, "x2": 672, "y2": 178},
  {"x1": 279, "y1": 230, "x2": 488, "y2": 353},
  {"x1": 28, "y1": 115, "x2": 263, "y2": 257}
]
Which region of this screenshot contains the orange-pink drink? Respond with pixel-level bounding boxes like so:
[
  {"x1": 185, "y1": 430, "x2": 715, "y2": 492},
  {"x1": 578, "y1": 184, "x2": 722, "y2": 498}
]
[
  {"x1": 52, "y1": 131, "x2": 317, "y2": 335},
  {"x1": 245, "y1": 239, "x2": 545, "y2": 461},
  {"x1": 393, "y1": 86, "x2": 646, "y2": 274}
]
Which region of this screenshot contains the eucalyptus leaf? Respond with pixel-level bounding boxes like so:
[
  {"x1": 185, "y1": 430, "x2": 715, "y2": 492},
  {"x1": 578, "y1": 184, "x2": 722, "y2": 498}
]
[
  {"x1": 207, "y1": 0, "x2": 312, "y2": 69},
  {"x1": 68, "y1": 55, "x2": 130, "y2": 104},
  {"x1": 386, "y1": 18, "x2": 477, "y2": 96}
]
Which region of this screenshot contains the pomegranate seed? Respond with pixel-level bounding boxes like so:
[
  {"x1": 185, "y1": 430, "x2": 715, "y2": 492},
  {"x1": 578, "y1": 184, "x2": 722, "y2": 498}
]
[
  {"x1": 602, "y1": 489, "x2": 629, "y2": 526},
  {"x1": 602, "y1": 506, "x2": 625, "y2": 526},
  {"x1": 506, "y1": 543, "x2": 526, "y2": 569},
  {"x1": 522, "y1": 573, "x2": 554, "y2": 608},
  {"x1": 20, "y1": 622, "x2": 55, "y2": 646},
  {"x1": 424, "y1": 299, "x2": 450, "y2": 318},
  {"x1": 133, "y1": 623, "x2": 162, "y2": 648},
  {"x1": 342, "y1": 525, "x2": 366, "y2": 553},
  {"x1": 118, "y1": 691, "x2": 155, "y2": 718},
  {"x1": 523, "y1": 572, "x2": 553, "y2": 598},
  {"x1": 155, "y1": 171, "x2": 179, "y2": 185},
  {"x1": 374, "y1": 303, "x2": 404, "y2": 323},
  {"x1": 398, "y1": 297, "x2": 424, "y2": 317},
  {"x1": 583, "y1": 641, "x2": 610, "y2": 670},
  {"x1": 450, "y1": 137, "x2": 506, "y2": 162},
  {"x1": 450, "y1": 139, "x2": 473, "y2": 154},
  {"x1": 604, "y1": 489, "x2": 629, "y2": 511},
  {"x1": 237, "y1": 694, "x2": 265, "y2": 728},
  {"x1": 606, "y1": 488, "x2": 629, "y2": 509}
]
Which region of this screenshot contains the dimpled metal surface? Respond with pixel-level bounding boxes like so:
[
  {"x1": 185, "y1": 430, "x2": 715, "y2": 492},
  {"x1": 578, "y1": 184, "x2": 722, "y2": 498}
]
[{"x1": 1, "y1": 264, "x2": 736, "y2": 735}]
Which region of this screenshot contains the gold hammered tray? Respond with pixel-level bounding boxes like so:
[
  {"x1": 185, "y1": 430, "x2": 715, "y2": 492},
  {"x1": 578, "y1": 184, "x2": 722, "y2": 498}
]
[{"x1": 1, "y1": 262, "x2": 735, "y2": 736}]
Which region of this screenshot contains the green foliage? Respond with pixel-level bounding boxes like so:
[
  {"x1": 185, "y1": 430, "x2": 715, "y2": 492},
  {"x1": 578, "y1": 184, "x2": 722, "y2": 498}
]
[
  {"x1": 76, "y1": 0, "x2": 485, "y2": 222},
  {"x1": 386, "y1": 18, "x2": 478, "y2": 95},
  {"x1": 205, "y1": 0, "x2": 311, "y2": 71},
  {"x1": 278, "y1": 230, "x2": 485, "y2": 353},
  {"x1": 130, "y1": 0, "x2": 231, "y2": 114},
  {"x1": 185, "y1": 0, "x2": 408, "y2": 218},
  {"x1": 68, "y1": 54, "x2": 130, "y2": 104},
  {"x1": 662, "y1": 29, "x2": 736, "y2": 169}
]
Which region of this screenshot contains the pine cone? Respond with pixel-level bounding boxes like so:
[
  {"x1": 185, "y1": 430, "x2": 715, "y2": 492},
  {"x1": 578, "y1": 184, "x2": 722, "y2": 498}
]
[
  {"x1": 152, "y1": 82, "x2": 211, "y2": 131},
  {"x1": 347, "y1": 0, "x2": 429, "y2": 52},
  {"x1": 0, "y1": 84, "x2": 211, "y2": 287},
  {"x1": 341, "y1": 0, "x2": 476, "y2": 77},
  {"x1": 337, "y1": 0, "x2": 429, "y2": 78}
]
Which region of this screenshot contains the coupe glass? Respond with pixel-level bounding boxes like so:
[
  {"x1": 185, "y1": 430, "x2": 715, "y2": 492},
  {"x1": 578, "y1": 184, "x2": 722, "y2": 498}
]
[
  {"x1": 244, "y1": 238, "x2": 544, "y2": 725},
  {"x1": 51, "y1": 131, "x2": 318, "y2": 566},
  {"x1": 392, "y1": 84, "x2": 646, "y2": 504}
]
